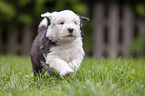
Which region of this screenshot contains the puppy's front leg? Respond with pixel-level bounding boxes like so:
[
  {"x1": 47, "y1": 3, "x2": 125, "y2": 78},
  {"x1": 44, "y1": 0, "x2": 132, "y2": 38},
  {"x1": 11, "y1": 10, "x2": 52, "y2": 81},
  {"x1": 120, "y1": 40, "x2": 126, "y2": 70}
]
[
  {"x1": 46, "y1": 58, "x2": 74, "y2": 76},
  {"x1": 68, "y1": 57, "x2": 83, "y2": 72}
]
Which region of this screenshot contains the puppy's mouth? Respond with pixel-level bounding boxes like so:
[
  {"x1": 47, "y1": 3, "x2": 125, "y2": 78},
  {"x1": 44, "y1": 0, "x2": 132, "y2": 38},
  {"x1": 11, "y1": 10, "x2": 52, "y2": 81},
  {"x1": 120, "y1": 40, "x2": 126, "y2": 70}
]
[
  {"x1": 63, "y1": 34, "x2": 75, "y2": 37},
  {"x1": 67, "y1": 34, "x2": 74, "y2": 37},
  {"x1": 61, "y1": 34, "x2": 76, "y2": 40}
]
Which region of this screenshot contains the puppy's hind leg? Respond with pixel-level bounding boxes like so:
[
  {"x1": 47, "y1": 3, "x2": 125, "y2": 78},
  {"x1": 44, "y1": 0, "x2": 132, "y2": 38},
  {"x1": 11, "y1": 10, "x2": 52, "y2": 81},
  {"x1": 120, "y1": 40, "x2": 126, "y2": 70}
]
[{"x1": 30, "y1": 56, "x2": 44, "y2": 76}]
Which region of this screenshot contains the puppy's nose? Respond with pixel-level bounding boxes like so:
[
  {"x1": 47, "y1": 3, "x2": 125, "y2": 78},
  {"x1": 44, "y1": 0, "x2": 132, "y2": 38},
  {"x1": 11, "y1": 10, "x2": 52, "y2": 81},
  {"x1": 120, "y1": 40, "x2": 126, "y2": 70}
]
[{"x1": 68, "y1": 28, "x2": 74, "y2": 33}]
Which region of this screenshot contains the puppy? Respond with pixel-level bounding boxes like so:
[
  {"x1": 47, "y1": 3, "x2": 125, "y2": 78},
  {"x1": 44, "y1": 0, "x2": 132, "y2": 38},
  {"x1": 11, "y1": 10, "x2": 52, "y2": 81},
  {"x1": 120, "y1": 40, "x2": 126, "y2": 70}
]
[{"x1": 30, "y1": 10, "x2": 89, "y2": 76}]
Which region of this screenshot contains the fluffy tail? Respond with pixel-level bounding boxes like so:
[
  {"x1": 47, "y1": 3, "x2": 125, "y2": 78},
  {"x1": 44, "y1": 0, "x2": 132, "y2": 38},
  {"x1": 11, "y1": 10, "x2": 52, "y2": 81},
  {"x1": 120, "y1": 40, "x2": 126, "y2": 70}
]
[{"x1": 38, "y1": 18, "x2": 48, "y2": 33}]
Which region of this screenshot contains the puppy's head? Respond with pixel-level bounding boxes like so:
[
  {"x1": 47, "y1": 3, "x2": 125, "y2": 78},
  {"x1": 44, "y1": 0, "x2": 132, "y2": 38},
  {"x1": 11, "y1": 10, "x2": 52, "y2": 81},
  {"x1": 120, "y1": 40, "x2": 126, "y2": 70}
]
[{"x1": 41, "y1": 10, "x2": 89, "y2": 42}]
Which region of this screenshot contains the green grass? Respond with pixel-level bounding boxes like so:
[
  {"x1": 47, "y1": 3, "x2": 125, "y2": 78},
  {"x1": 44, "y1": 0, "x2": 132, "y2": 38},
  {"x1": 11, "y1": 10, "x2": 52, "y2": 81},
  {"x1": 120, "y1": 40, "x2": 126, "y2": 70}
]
[{"x1": 0, "y1": 55, "x2": 145, "y2": 96}]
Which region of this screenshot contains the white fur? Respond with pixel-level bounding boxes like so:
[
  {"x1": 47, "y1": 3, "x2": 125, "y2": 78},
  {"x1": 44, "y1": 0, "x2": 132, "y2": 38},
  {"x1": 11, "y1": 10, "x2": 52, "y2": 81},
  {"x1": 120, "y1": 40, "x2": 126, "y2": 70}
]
[
  {"x1": 39, "y1": 18, "x2": 48, "y2": 27},
  {"x1": 41, "y1": 10, "x2": 84, "y2": 76}
]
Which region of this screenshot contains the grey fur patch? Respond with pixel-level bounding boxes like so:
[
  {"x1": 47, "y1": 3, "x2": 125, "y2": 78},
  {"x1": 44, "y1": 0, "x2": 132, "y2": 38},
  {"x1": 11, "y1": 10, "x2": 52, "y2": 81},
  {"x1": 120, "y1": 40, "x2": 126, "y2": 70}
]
[
  {"x1": 30, "y1": 30, "x2": 57, "y2": 75},
  {"x1": 38, "y1": 25, "x2": 47, "y2": 33}
]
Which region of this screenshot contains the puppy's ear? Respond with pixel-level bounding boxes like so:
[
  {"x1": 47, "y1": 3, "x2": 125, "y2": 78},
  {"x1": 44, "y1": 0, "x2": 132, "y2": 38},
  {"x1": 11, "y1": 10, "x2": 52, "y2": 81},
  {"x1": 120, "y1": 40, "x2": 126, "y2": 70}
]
[
  {"x1": 41, "y1": 12, "x2": 51, "y2": 19},
  {"x1": 76, "y1": 14, "x2": 89, "y2": 21}
]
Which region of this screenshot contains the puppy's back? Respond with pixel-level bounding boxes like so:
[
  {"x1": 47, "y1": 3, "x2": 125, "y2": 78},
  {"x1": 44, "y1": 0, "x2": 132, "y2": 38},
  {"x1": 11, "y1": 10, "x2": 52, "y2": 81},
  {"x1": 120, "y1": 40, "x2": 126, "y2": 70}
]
[{"x1": 30, "y1": 18, "x2": 57, "y2": 75}]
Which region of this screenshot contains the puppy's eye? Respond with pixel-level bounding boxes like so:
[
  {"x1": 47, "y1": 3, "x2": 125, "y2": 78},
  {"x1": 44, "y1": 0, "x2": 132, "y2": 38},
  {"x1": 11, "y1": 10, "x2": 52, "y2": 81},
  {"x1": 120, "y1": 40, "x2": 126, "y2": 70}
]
[
  {"x1": 74, "y1": 21, "x2": 79, "y2": 25},
  {"x1": 59, "y1": 22, "x2": 64, "y2": 25}
]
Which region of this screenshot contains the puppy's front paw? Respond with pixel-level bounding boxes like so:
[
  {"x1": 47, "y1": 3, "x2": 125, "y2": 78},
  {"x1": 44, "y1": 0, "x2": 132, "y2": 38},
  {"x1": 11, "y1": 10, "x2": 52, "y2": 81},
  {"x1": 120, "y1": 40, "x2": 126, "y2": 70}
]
[{"x1": 60, "y1": 67, "x2": 74, "y2": 76}]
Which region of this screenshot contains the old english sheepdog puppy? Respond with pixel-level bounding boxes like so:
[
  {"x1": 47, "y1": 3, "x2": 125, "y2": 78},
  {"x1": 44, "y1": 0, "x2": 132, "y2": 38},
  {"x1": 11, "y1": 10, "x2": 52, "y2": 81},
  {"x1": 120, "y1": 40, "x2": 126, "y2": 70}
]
[{"x1": 30, "y1": 10, "x2": 89, "y2": 77}]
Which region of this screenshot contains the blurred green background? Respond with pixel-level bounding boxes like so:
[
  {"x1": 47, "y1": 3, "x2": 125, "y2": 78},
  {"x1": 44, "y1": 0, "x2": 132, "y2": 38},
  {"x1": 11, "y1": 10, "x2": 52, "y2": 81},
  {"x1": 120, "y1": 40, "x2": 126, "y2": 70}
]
[{"x1": 0, "y1": 0, "x2": 145, "y2": 58}]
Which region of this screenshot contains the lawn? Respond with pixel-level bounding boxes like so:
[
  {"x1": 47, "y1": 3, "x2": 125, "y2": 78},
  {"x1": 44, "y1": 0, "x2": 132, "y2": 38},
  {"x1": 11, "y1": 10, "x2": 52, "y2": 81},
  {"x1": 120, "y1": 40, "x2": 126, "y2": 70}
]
[{"x1": 0, "y1": 55, "x2": 145, "y2": 96}]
